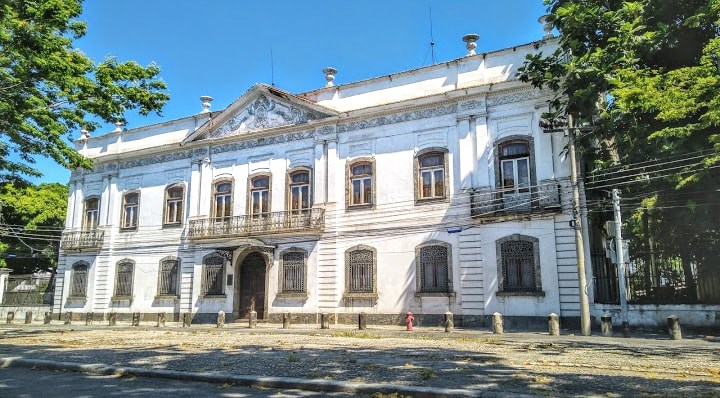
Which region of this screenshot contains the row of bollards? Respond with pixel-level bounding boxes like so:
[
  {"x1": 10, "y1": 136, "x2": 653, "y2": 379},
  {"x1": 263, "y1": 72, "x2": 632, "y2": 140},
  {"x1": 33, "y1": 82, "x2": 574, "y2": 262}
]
[{"x1": 4, "y1": 309, "x2": 684, "y2": 339}]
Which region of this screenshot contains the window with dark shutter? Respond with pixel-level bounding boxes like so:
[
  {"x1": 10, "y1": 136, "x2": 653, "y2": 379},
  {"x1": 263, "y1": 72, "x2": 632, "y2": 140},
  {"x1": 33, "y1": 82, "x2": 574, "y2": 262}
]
[
  {"x1": 114, "y1": 261, "x2": 134, "y2": 297},
  {"x1": 202, "y1": 255, "x2": 224, "y2": 296},
  {"x1": 70, "y1": 262, "x2": 89, "y2": 298},
  {"x1": 157, "y1": 258, "x2": 179, "y2": 296}
]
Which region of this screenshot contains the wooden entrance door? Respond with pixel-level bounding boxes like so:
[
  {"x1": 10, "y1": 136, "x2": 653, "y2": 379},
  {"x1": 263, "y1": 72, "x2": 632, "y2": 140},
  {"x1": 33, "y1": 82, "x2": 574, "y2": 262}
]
[{"x1": 238, "y1": 252, "x2": 266, "y2": 319}]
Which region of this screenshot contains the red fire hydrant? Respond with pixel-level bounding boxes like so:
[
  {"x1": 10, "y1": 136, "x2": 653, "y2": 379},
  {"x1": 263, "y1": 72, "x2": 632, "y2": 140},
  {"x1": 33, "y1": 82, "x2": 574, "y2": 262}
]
[{"x1": 405, "y1": 311, "x2": 414, "y2": 332}]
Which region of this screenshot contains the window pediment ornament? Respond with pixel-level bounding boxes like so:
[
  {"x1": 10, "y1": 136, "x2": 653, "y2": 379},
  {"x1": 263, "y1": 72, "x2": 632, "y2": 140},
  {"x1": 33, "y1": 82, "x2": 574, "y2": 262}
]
[{"x1": 210, "y1": 95, "x2": 325, "y2": 139}]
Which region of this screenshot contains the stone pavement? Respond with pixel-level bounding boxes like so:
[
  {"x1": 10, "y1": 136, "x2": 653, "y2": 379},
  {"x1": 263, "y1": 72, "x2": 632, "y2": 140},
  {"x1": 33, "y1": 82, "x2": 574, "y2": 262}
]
[{"x1": 1, "y1": 321, "x2": 719, "y2": 397}]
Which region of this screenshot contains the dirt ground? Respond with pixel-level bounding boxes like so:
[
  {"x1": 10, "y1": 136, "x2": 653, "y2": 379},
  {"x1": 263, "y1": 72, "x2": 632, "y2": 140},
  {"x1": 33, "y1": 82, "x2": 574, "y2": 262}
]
[{"x1": 1, "y1": 323, "x2": 719, "y2": 397}]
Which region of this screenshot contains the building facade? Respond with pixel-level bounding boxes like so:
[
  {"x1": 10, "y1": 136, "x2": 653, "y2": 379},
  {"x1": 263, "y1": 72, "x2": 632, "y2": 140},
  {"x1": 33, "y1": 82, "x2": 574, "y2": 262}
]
[{"x1": 54, "y1": 37, "x2": 593, "y2": 327}]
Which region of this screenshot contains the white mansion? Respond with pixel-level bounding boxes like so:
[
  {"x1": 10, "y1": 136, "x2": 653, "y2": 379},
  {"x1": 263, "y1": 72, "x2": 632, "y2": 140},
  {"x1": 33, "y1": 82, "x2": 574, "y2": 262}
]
[{"x1": 54, "y1": 35, "x2": 592, "y2": 327}]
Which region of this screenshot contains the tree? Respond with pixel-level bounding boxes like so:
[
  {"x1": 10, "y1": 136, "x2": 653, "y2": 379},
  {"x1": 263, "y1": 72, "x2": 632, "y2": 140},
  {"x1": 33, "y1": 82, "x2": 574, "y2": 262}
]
[
  {"x1": 518, "y1": 0, "x2": 720, "y2": 303},
  {"x1": 0, "y1": 182, "x2": 67, "y2": 273},
  {"x1": 0, "y1": 0, "x2": 169, "y2": 182}
]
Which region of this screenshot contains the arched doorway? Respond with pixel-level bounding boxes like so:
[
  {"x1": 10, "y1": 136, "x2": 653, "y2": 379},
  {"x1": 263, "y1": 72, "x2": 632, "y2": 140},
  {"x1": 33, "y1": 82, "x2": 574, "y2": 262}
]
[{"x1": 237, "y1": 252, "x2": 267, "y2": 319}]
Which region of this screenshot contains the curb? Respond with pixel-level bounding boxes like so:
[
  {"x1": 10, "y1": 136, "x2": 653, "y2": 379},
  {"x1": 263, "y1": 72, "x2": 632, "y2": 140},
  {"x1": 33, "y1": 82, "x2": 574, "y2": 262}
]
[{"x1": 0, "y1": 356, "x2": 536, "y2": 398}]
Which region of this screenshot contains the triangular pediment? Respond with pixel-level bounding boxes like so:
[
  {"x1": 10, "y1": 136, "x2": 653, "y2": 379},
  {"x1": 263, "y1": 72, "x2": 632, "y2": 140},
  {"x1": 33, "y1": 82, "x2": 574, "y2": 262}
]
[{"x1": 185, "y1": 84, "x2": 337, "y2": 143}]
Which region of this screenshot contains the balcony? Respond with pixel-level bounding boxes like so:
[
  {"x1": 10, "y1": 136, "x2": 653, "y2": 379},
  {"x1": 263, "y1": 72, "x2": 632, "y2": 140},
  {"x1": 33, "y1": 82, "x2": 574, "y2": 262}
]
[
  {"x1": 470, "y1": 179, "x2": 563, "y2": 219},
  {"x1": 61, "y1": 229, "x2": 104, "y2": 251},
  {"x1": 188, "y1": 208, "x2": 325, "y2": 240}
]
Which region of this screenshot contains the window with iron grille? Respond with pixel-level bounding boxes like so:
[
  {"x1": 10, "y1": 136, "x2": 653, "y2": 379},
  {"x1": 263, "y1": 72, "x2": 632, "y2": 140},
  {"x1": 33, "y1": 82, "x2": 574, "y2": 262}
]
[
  {"x1": 418, "y1": 244, "x2": 451, "y2": 292},
  {"x1": 114, "y1": 260, "x2": 134, "y2": 298},
  {"x1": 346, "y1": 247, "x2": 375, "y2": 293},
  {"x1": 164, "y1": 185, "x2": 184, "y2": 226},
  {"x1": 121, "y1": 192, "x2": 139, "y2": 230},
  {"x1": 202, "y1": 255, "x2": 224, "y2": 296},
  {"x1": 70, "y1": 262, "x2": 89, "y2": 298},
  {"x1": 157, "y1": 257, "x2": 179, "y2": 296},
  {"x1": 417, "y1": 152, "x2": 446, "y2": 200},
  {"x1": 84, "y1": 198, "x2": 99, "y2": 230},
  {"x1": 497, "y1": 235, "x2": 541, "y2": 292},
  {"x1": 281, "y1": 251, "x2": 306, "y2": 293}
]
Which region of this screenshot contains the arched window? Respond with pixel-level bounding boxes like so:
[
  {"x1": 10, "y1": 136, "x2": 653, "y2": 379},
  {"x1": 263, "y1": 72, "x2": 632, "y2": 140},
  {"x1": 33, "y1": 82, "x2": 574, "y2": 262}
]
[
  {"x1": 348, "y1": 161, "x2": 373, "y2": 207},
  {"x1": 496, "y1": 235, "x2": 542, "y2": 293},
  {"x1": 345, "y1": 245, "x2": 377, "y2": 296},
  {"x1": 164, "y1": 184, "x2": 184, "y2": 226},
  {"x1": 250, "y1": 175, "x2": 271, "y2": 215},
  {"x1": 288, "y1": 169, "x2": 311, "y2": 213},
  {"x1": 157, "y1": 257, "x2": 179, "y2": 296},
  {"x1": 416, "y1": 151, "x2": 446, "y2": 200},
  {"x1": 212, "y1": 180, "x2": 233, "y2": 219},
  {"x1": 84, "y1": 198, "x2": 99, "y2": 230},
  {"x1": 121, "y1": 192, "x2": 139, "y2": 230},
  {"x1": 416, "y1": 242, "x2": 452, "y2": 293},
  {"x1": 70, "y1": 261, "x2": 89, "y2": 298},
  {"x1": 499, "y1": 141, "x2": 531, "y2": 194},
  {"x1": 113, "y1": 260, "x2": 134, "y2": 298},
  {"x1": 280, "y1": 249, "x2": 307, "y2": 294},
  {"x1": 202, "y1": 254, "x2": 225, "y2": 296}
]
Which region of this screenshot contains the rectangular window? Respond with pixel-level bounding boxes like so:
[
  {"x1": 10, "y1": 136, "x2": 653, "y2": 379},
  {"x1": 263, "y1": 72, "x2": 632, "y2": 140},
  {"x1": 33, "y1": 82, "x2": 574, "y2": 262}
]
[
  {"x1": 419, "y1": 245, "x2": 450, "y2": 292},
  {"x1": 121, "y1": 192, "x2": 139, "y2": 230},
  {"x1": 251, "y1": 176, "x2": 270, "y2": 215},
  {"x1": 289, "y1": 170, "x2": 311, "y2": 213},
  {"x1": 418, "y1": 152, "x2": 446, "y2": 200},
  {"x1": 349, "y1": 163, "x2": 373, "y2": 206},
  {"x1": 158, "y1": 259, "x2": 179, "y2": 296},
  {"x1": 348, "y1": 249, "x2": 374, "y2": 292},
  {"x1": 164, "y1": 186, "x2": 184, "y2": 225},
  {"x1": 213, "y1": 182, "x2": 232, "y2": 219},
  {"x1": 500, "y1": 239, "x2": 538, "y2": 292},
  {"x1": 70, "y1": 262, "x2": 89, "y2": 297},
  {"x1": 202, "y1": 256, "x2": 224, "y2": 296},
  {"x1": 282, "y1": 252, "x2": 305, "y2": 293},
  {"x1": 84, "y1": 198, "x2": 99, "y2": 230},
  {"x1": 114, "y1": 262, "x2": 134, "y2": 297}
]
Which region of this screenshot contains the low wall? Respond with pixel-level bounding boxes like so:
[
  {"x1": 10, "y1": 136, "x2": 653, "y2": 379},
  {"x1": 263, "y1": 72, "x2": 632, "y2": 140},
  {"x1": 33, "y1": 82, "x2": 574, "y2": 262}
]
[
  {"x1": 594, "y1": 303, "x2": 720, "y2": 330},
  {"x1": 0, "y1": 305, "x2": 52, "y2": 322}
]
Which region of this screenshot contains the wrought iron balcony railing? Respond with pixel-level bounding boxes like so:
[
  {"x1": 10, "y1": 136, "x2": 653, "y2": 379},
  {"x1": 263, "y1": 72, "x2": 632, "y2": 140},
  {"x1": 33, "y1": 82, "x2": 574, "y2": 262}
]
[
  {"x1": 470, "y1": 180, "x2": 563, "y2": 218},
  {"x1": 188, "y1": 208, "x2": 325, "y2": 239},
  {"x1": 61, "y1": 229, "x2": 104, "y2": 250}
]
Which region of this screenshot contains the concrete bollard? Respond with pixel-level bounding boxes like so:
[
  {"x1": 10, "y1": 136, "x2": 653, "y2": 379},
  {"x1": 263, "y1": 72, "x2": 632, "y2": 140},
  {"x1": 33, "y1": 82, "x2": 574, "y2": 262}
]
[
  {"x1": 108, "y1": 312, "x2": 117, "y2": 326},
  {"x1": 492, "y1": 312, "x2": 503, "y2": 334},
  {"x1": 157, "y1": 312, "x2": 166, "y2": 327},
  {"x1": 445, "y1": 311, "x2": 454, "y2": 333},
  {"x1": 320, "y1": 312, "x2": 330, "y2": 329},
  {"x1": 217, "y1": 311, "x2": 225, "y2": 328},
  {"x1": 667, "y1": 315, "x2": 682, "y2": 340},
  {"x1": 622, "y1": 320, "x2": 630, "y2": 338},
  {"x1": 6, "y1": 311, "x2": 14, "y2": 324},
  {"x1": 358, "y1": 312, "x2": 367, "y2": 330},
  {"x1": 85, "y1": 312, "x2": 93, "y2": 326},
  {"x1": 25, "y1": 311, "x2": 33, "y2": 324},
  {"x1": 548, "y1": 313, "x2": 560, "y2": 336},
  {"x1": 64, "y1": 312, "x2": 72, "y2": 325},
  {"x1": 601, "y1": 314, "x2": 613, "y2": 337},
  {"x1": 182, "y1": 313, "x2": 192, "y2": 327},
  {"x1": 282, "y1": 312, "x2": 291, "y2": 329},
  {"x1": 43, "y1": 312, "x2": 51, "y2": 325},
  {"x1": 249, "y1": 311, "x2": 257, "y2": 329},
  {"x1": 132, "y1": 312, "x2": 140, "y2": 327}
]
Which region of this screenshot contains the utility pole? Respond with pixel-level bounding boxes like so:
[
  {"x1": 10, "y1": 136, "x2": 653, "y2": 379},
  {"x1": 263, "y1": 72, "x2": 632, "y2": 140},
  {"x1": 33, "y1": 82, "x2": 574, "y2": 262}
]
[
  {"x1": 612, "y1": 188, "x2": 630, "y2": 336},
  {"x1": 568, "y1": 114, "x2": 592, "y2": 336}
]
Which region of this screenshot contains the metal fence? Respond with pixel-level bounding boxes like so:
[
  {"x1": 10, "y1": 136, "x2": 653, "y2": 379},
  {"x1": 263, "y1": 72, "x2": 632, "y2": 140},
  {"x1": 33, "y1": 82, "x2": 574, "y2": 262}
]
[{"x1": 1, "y1": 274, "x2": 54, "y2": 306}]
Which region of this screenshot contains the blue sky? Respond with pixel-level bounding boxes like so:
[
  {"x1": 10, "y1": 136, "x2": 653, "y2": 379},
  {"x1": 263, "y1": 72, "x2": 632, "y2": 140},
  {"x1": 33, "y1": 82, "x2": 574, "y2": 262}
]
[{"x1": 32, "y1": 0, "x2": 548, "y2": 184}]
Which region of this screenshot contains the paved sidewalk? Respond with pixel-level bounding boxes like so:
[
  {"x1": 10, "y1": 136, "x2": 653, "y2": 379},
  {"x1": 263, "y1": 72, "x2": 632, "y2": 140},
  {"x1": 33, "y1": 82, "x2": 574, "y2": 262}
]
[{"x1": 1, "y1": 322, "x2": 719, "y2": 397}]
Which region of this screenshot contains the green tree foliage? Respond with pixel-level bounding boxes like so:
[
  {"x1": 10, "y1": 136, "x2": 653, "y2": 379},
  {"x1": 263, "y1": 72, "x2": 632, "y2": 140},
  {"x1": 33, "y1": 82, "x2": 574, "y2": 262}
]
[
  {"x1": 0, "y1": 182, "x2": 67, "y2": 273},
  {"x1": 519, "y1": 0, "x2": 720, "y2": 303},
  {"x1": 0, "y1": 0, "x2": 169, "y2": 182}
]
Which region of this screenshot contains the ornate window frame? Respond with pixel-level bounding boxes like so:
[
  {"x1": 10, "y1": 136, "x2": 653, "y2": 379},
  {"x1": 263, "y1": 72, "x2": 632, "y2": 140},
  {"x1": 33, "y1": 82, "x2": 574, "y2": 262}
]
[
  {"x1": 277, "y1": 247, "x2": 308, "y2": 299},
  {"x1": 495, "y1": 234, "x2": 544, "y2": 296},
  {"x1": 415, "y1": 240, "x2": 454, "y2": 296},
  {"x1": 414, "y1": 147, "x2": 450, "y2": 204},
  {"x1": 112, "y1": 259, "x2": 135, "y2": 300},
  {"x1": 247, "y1": 172, "x2": 272, "y2": 216},
  {"x1": 343, "y1": 244, "x2": 378, "y2": 299},
  {"x1": 69, "y1": 261, "x2": 90, "y2": 299},
  {"x1": 201, "y1": 253, "x2": 226, "y2": 297},
  {"x1": 211, "y1": 178, "x2": 234, "y2": 219},
  {"x1": 494, "y1": 135, "x2": 537, "y2": 190},
  {"x1": 345, "y1": 157, "x2": 376, "y2": 210},
  {"x1": 156, "y1": 256, "x2": 180, "y2": 299},
  {"x1": 286, "y1": 167, "x2": 312, "y2": 213},
  {"x1": 83, "y1": 197, "x2": 100, "y2": 230},
  {"x1": 163, "y1": 183, "x2": 185, "y2": 227},
  {"x1": 120, "y1": 191, "x2": 140, "y2": 231}
]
